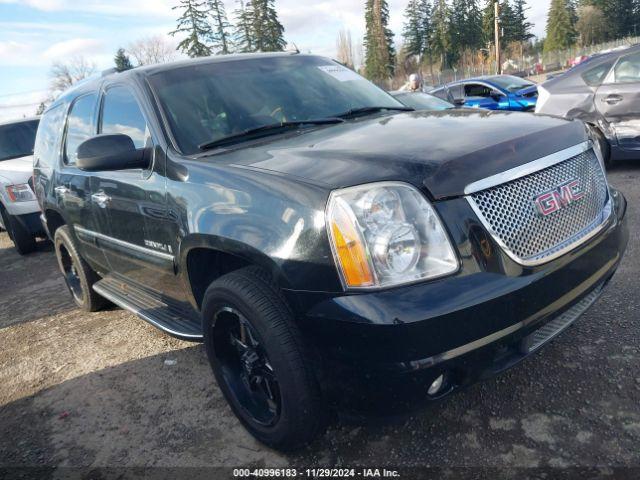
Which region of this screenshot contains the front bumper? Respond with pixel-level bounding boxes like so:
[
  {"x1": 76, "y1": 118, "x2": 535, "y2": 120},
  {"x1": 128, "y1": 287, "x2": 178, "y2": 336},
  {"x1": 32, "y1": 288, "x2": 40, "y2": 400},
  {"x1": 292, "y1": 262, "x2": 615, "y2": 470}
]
[
  {"x1": 19, "y1": 211, "x2": 45, "y2": 236},
  {"x1": 1, "y1": 198, "x2": 40, "y2": 217},
  {"x1": 291, "y1": 189, "x2": 628, "y2": 410}
]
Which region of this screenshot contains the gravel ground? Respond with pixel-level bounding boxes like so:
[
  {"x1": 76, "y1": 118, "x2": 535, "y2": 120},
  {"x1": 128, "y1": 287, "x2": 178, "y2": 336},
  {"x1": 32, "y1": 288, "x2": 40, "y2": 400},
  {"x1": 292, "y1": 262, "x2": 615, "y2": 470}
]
[{"x1": 0, "y1": 163, "x2": 638, "y2": 473}]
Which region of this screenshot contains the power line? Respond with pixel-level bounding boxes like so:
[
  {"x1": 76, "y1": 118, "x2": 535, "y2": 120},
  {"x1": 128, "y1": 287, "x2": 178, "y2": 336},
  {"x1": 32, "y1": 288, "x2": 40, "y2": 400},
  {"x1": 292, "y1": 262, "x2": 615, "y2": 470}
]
[
  {"x1": 0, "y1": 89, "x2": 48, "y2": 99},
  {"x1": 0, "y1": 102, "x2": 41, "y2": 109}
]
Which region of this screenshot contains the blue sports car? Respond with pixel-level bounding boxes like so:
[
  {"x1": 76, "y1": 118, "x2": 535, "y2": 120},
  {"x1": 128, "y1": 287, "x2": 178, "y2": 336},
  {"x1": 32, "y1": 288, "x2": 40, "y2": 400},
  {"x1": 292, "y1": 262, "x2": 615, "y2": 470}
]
[{"x1": 429, "y1": 75, "x2": 538, "y2": 111}]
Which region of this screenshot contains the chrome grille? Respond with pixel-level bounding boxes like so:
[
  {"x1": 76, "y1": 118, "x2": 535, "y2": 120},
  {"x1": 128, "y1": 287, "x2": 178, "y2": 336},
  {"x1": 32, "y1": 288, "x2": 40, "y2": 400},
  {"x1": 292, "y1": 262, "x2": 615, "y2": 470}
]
[{"x1": 469, "y1": 149, "x2": 609, "y2": 265}]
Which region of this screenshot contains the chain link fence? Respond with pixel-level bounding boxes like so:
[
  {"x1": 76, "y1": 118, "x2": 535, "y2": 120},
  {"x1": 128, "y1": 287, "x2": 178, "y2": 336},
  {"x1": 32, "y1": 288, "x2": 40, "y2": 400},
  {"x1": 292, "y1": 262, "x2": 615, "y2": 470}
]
[{"x1": 393, "y1": 36, "x2": 640, "y2": 89}]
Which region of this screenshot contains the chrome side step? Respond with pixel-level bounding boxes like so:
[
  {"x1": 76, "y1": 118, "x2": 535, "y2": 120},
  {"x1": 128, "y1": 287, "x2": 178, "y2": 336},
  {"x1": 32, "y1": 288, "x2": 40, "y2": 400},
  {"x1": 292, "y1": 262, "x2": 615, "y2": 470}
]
[{"x1": 93, "y1": 275, "x2": 203, "y2": 341}]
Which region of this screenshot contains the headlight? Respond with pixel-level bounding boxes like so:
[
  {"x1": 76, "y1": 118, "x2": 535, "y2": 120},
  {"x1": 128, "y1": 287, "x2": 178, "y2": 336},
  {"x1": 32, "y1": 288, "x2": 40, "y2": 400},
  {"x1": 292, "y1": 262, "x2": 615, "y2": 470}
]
[
  {"x1": 5, "y1": 184, "x2": 36, "y2": 203},
  {"x1": 326, "y1": 182, "x2": 459, "y2": 289}
]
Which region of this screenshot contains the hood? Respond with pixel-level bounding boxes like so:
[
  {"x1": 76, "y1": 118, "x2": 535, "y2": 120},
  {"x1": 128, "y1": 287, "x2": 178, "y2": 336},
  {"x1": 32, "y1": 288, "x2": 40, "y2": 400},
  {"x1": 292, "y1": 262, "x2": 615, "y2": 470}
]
[
  {"x1": 0, "y1": 155, "x2": 34, "y2": 185},
  {"x1": 516, "y1": 85, "x2": 538, "y2": 97},
  {"x1": 213, "y1": 110, "x2": 588, "y2": 200}
]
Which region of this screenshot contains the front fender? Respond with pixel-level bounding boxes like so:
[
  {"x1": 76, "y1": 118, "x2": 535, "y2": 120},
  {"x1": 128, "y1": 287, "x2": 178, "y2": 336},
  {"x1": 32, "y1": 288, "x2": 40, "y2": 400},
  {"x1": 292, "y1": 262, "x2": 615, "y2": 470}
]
[{"x1": 169, "y1": 158, "x2": 342, "y2": 295}]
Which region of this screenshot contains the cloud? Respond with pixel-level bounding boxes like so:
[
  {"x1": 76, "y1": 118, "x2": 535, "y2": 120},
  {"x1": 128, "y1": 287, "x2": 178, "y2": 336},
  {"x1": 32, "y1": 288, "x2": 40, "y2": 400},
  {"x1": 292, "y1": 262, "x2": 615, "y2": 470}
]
[
  {"x1": 0, "y1": 90, "x2": 48, "y2": 122},
  {"x1": 0, "y1": 0, "x2": 174, "y2": 17},
  {"x1": 43, "y1": 38, "x2": 104, "y2": 60},
  {"x1": 0, "y1": 40, "x2": 31, "y2": 58}
]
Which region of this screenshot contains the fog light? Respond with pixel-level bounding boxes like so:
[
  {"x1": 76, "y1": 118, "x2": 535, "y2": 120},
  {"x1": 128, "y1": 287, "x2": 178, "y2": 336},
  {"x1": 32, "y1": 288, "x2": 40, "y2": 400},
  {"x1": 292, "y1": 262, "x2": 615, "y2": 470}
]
[{"x1": 428, "y1": 374, "x2": 445, "y2": 396}]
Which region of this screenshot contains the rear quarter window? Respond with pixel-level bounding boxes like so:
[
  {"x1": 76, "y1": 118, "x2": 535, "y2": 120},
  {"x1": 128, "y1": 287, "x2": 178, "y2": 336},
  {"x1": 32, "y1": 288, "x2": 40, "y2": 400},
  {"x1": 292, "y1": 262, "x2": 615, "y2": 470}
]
[
  {"x1": 64, "y1": 93, "x2": 98, "y2": 166},
  {"x1": 581, "y1": 60, "x2": 615, "y2": 87},
  {"x1": 34, "y1": 104, "x2": 65, "y2": 169}
]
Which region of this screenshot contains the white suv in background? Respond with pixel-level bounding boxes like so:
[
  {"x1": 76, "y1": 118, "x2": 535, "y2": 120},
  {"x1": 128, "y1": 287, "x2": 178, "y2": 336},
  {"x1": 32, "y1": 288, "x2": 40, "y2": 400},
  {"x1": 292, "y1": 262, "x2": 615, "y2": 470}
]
[{"x1": 0, "y1": 117, "x2": 43, "y2": 254}]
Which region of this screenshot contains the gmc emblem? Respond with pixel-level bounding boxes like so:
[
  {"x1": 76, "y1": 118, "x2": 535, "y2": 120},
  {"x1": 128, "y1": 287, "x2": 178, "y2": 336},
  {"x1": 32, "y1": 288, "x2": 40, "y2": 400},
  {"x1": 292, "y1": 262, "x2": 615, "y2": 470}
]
[{"x1": 534, "y1": 179, "x2": 585, "y2": 217}]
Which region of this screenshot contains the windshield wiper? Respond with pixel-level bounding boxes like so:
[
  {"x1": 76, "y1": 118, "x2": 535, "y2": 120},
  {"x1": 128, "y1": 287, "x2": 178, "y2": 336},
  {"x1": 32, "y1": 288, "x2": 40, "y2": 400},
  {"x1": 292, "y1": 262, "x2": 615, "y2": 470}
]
[
  {"x1": 198, "y1": 118, "x2": 344, "y2": 151},
  {"x1": 334, "y1": 106, "x2": 414, "y2": 119}
]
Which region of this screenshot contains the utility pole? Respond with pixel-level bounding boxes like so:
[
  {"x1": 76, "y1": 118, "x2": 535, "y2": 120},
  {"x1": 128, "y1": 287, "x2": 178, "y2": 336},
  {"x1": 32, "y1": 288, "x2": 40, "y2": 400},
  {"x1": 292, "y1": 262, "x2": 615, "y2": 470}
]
[{"x1": 494, "y1": 0, "x2": 501, "y2": 75}]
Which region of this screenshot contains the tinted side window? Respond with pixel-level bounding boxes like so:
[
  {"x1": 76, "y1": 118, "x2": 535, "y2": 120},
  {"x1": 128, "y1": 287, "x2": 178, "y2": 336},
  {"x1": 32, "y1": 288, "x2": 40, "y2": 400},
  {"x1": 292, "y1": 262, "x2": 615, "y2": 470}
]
[
  {"x1": 34, "y1": 105, "x2": 65, "y2": 169},
  {"x1": 0, "y1": 120, "x2": 39, "y2": 162},
  {"x1": 613, "y1": 52, "x2": 640, "y2": 84},
  {"x1": 448, "y1": 85, "x2": 464, "y2": 100},
  {"x1": 465, "y1": 84, "x2": 493, "y2": 98},
  {"x1": 430, "y1": 88, "x2": 449, "y2": 100},
  {"x1": 582, "y1": 60, "x2": 615, "y2": 86},
  {"x1": 100, "y1": 86, "x2": 149, "y2": 149},
  {"x1": 64, "y1": 94, "x2": 98, "y2": 165}
]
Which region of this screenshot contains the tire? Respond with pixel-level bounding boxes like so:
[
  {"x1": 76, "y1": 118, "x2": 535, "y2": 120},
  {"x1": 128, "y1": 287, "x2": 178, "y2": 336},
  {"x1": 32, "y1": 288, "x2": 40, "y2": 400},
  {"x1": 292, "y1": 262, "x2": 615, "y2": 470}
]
[
  {"x1": 0, "y1": 206, "x2": 11, "y2": 239},
  {"x1": 1, "y1": 207, "x2": 36, "y2": 255},
  {"x1": 54, "y1": 225, "x2": 107, "y2": 312},
  {"x1": 202, "y1": 267, "x2": 326, "y2": 451}
]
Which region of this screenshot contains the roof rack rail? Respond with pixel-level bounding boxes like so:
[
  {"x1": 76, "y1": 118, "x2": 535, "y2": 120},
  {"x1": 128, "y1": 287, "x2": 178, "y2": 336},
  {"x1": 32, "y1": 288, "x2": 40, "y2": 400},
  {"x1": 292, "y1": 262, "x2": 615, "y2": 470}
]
[{"x1": 102, "y1": 68, "x2": 118, "y2": 77}]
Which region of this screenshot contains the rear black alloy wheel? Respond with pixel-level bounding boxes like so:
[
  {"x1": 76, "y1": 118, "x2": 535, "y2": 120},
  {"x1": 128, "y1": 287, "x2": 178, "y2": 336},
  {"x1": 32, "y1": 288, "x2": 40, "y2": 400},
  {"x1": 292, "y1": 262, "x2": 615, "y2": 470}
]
[
  {"x1": 58, "y1": 243, "x2": 83, "y2": 303},
  {"x1": 214, "y1": 307, "x2": 281, "y2": 426},
  {"x1": 202, "y1": 267, "x2": 326, "y2": 450},
  {"x1": 54, "y1": 225, "x2": 107, "y2": 312}
]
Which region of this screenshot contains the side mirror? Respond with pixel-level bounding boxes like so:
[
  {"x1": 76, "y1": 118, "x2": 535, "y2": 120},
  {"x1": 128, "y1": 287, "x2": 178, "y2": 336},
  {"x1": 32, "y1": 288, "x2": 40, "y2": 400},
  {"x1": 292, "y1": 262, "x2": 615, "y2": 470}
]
[{"x1": 76, "y1": 134, "x2": 149, "y2": 172}]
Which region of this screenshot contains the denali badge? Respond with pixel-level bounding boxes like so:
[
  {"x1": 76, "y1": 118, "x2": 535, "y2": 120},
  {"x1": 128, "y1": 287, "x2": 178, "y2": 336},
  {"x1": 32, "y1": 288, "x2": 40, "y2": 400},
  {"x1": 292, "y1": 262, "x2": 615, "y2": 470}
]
[{"x1": 534, "y1": 179, "x2": 585, "y2": 217}]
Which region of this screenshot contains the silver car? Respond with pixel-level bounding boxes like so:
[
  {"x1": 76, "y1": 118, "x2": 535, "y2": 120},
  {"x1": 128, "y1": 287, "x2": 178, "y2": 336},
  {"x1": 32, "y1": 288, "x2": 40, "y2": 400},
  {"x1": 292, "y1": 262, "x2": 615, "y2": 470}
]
[{"x1": 536, "y1": 44, "x2": 640, "y2": 166}]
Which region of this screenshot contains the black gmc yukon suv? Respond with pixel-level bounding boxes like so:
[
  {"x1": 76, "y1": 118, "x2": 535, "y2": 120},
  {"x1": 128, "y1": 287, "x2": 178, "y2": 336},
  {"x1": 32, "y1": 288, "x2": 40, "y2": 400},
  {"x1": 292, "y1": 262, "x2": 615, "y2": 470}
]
[{"x1": 34, "y1": 53, "x2": 628, "y2": 450}]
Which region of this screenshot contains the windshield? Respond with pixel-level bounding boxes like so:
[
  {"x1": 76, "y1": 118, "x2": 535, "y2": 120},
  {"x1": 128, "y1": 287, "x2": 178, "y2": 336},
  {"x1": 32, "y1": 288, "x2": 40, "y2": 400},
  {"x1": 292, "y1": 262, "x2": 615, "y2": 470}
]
[
  {"x1": 394, "y1": 92, "x2": 454, "y2": 111},
  {"x1": 0, "y1": 119, "x2": 39, "y2": 161},
  {"x1": 489, "y1": 76, "x2": 535, "y2": 93},
  {"x1": 149, "y1": 55, "x2": 405, "y2": 155}
]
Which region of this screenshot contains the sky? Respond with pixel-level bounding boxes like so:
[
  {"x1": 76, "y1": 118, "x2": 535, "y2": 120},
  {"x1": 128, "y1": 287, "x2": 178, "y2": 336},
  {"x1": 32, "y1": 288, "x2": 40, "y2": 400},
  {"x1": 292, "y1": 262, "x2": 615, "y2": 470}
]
[{"x1": 0, "y1": 0, "x2": 551, "y2": 121}]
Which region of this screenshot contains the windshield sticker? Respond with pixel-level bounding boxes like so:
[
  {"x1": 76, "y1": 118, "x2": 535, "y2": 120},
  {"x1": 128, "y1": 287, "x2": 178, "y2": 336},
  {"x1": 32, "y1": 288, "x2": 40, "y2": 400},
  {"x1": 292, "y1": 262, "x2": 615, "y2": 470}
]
[{"x1": 317, "y1": 65, "x2": 361, "y2": 82}]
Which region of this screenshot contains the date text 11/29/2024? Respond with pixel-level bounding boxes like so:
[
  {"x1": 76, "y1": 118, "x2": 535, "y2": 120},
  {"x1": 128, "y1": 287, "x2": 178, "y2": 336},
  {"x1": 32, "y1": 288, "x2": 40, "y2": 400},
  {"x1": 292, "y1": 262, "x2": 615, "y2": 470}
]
[{"x1": 233, "y1": 468, "x2": 401, "y2": 478}]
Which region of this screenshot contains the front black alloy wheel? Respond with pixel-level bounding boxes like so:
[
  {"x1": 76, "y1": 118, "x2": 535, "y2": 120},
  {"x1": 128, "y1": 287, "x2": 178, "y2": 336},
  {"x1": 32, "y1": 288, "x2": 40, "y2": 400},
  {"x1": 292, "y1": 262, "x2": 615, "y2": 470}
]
[
  {"x1": 202, "y1": 267, "x2": 326, "y2": 451},
  {"x1": 214, "y1": 307, "x2": 281, "y2": 426},
  {"x1": 54, "y1": 225, "x2": 107, "y2": 312}
]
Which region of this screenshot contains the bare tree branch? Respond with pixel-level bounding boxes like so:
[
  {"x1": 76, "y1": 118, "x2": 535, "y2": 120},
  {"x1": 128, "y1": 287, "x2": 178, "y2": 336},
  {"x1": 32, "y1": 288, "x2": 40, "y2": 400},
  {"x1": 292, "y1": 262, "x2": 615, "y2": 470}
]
[
  {"x1": 49, "y1": 56, "x2": 96, "y2": 98},
  {"x1": 336, "y1": 29, "x2": 355, "y2": 69},
  {"x1": 127, "y1": 35, "x2": 179, "y2": 66}
]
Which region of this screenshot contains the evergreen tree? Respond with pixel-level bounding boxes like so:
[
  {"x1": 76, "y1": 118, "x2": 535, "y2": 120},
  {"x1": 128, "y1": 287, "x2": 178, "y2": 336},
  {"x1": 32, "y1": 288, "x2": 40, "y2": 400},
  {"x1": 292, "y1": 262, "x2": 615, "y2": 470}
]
[
  {"x1": 482, "y1": 1, "x2": 532, "y2": 47},
  {"x1": 482, "y1": 0, "x2": 496, "y2": 46},
  {"x1": 234, "y1": 0, "x2": 255, "y2": 53},
  {"x1": 403, "y1": 0, "x2": 432, "y2": 58},
  {"x1": 207, "y1": 0, "x2": 232, "y2": 54},
  {"x1": 430, "y1": 0, "x2": 451, "y2": 67},
  {"x1": 608, "y1": 0, "x2": 638, "y2": 38},
  {"x1": 451, "y1": 0, "x2": 483, "y2": 51},
  {"x1": 403, "y1": 0, "x2": 424, "y2": 58},
  {"x1": 581, "y1": 0, "x2": 639, "y2": 39},
  {"x1": 114, "y1": 48, "x2": 133, "y2": 71},
  {"x1": 171, "y1": 0, "x2": 213, "y2": 58},
  {"x1": 500, "y1": 1, "x2": 517, "y2": 44},
  {"x1": 252, "y1": 0, "x2": 286, "y2": 51},
  {"x1": 544, "y1": 0, "x2": 577, "y2": 53},
  {"x1": 364, "y1": 0, "x2": 396, "y2": 81},
  {"x1": 511, "y1": 0, "x2": 534, "y2": 43}
]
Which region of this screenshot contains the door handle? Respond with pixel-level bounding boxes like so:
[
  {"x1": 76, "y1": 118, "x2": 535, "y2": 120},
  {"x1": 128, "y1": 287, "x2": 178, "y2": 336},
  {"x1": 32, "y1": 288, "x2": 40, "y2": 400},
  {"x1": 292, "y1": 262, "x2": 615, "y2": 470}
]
[
  {"x1": 54, "y1": 186, "x2": 69, "y2": 196},
  {"x1": 91, "y1": 192, "x2": 111, "y2": 208},
  {"x1": 602, "y1": 95, "x2": 623, "y2": 105}
]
